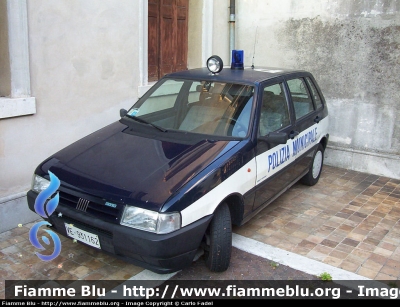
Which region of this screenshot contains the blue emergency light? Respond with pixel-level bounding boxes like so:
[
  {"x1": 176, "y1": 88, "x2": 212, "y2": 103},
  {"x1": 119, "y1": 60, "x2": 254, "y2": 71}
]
[{"x1": 231, "y1": 50, "x2": 244, "y2": 70}]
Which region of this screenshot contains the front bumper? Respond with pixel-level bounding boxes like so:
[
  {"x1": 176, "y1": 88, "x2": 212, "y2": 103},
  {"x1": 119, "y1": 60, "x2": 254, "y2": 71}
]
[{"x1": 27, "y1": 190, "x2": 212, "y2": 274}]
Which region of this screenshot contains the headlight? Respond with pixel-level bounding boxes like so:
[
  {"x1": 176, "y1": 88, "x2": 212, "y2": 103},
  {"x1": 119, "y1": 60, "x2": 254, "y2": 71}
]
[
  {"x1": 31, "y1": 174, "x2": 50, "y2": 193},
  {"x1": 121, "y1": 206, "x2": 181, "y2": 234}
]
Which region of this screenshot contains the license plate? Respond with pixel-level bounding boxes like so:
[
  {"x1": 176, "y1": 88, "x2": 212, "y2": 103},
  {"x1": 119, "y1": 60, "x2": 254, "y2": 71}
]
[{"x1": 64, "y1": 223, "x2": 101, "y2": 249}]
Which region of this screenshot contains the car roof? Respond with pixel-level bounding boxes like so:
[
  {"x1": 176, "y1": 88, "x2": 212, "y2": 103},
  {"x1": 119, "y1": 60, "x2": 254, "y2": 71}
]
[{"x1": 164, "y1": 66, "x2": 309, "y2": 85}]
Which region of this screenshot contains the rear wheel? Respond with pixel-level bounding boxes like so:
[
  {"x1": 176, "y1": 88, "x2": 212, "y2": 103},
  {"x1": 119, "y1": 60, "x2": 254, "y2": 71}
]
[
  {"x1": 203, "y1": 202, "x2": 232, "y2": 272},
  {"x1": 301, "y1": 143, "x2": 324, "y2": 186}
]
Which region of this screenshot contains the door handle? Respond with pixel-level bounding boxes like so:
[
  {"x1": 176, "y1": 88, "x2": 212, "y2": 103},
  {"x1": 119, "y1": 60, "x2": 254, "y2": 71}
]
[
  {"x1": 289, "y1": 130, "x2": 299, "y2": 139},
  {"x1": 314, "y1": 116, "x2": 320, "y2": 123}
]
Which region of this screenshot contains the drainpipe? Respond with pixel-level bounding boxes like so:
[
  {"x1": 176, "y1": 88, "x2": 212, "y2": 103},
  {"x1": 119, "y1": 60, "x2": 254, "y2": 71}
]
[{"x1": 229, "y1": 0, "x2": 235, "y2": 61}]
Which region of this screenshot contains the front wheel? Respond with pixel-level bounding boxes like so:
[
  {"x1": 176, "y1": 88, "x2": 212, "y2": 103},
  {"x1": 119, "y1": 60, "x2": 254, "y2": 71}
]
[
  {"x1": 203, "y1": 202, "x2": 232, "y2": 272},
  {"x1": 300, "y1": 143, "x2": 324, "y2": 186}
]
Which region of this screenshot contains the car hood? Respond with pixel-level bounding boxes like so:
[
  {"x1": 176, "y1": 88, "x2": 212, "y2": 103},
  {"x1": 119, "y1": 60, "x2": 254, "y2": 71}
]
[{"x1": 41, "y1": 121, "x2": 239, "y2": 211}]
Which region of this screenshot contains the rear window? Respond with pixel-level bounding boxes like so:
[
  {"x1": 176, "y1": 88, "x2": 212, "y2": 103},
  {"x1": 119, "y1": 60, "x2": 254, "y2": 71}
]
[
  {"x1": 287, "y1": 78, "x2": 314, "y2": 120},
  {"x1": 306, "y1": 77, "x2": 323, "y2": 109}
]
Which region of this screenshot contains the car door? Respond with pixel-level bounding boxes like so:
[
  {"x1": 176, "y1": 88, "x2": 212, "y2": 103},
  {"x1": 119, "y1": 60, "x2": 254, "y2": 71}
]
[
  {"x1": 284, "y1": 75, "x2": 321, "y2": 179},
  {"x1": 253, "y1": 80, "x2": 298, "y2": 211}
]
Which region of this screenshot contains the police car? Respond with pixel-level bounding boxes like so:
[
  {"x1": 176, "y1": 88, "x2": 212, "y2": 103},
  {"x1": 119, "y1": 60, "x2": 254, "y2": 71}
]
[{"x1": 27, "y1": 50, "x2": 329, "y2": 274}]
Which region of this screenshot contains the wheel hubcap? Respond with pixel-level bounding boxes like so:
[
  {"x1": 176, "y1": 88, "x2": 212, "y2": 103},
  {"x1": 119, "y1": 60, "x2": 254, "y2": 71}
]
[{"x1": 312, "y1": 151, "x2": 323, "y2": 179}]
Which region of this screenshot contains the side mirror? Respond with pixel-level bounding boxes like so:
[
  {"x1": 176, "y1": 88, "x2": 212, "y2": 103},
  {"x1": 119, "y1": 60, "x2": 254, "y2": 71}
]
[
  {"x1": 120, "y1": 109, "x2": 128, "y2": 118},
  {"x1": 259, "y1": 131, "x2": 288, "y2": 144}
]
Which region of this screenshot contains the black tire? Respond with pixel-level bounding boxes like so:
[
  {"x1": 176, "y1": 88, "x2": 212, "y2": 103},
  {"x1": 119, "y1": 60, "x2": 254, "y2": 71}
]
[
  {"x1": 203, "y1": 202, "x2": 232, "y2": 272},
  {"x1": 300, "y1": 143, "x2": 324, "y2": 186}
]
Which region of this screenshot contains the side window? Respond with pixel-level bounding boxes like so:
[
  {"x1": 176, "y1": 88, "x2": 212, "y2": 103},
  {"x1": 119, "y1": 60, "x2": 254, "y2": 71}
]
[
  {"x1": 259, "y1": 83, "x2": 290, "y2": 136},
  {"x1": 306, "y1": 77, "x2": 323, "y2": 109},
  {"x1": 287, "y1": 78, "x2": 314, "y2": 120},
  {"x1": 187, "y1": 81, "x2": 203, "y2": 104}
]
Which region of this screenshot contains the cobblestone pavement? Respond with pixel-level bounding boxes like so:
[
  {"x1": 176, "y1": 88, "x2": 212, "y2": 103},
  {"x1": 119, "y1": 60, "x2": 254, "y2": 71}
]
[
  {"x1": 1, "y1": 165, "x2": 400, "y2": 299},
  {"x1": 234, "y1": 165, "x2": 400, "y2": 280}
]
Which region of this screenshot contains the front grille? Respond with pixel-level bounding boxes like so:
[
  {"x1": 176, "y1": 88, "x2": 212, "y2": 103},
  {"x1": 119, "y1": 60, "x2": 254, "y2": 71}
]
[
  {"x1": 76, "y1": 198, "x2": 90, "y2": 212},
  {"x1": 58, "y1": 191, "x2": 122, "y2": 224}
]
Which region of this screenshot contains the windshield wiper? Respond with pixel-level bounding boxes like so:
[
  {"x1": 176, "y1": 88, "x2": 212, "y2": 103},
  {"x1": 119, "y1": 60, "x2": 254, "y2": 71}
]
[{"x1": 126, "y1": 115, "x2": 168, "y2": 132}]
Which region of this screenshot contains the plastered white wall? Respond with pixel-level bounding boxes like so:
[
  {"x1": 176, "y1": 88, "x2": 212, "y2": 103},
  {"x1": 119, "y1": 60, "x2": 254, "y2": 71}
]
[
  {"x1": 234, "y1": 0, "x2": 400, "y2": 179},
  {"x1": 0, "y1": 1, "x2": 140, "y2": 199}
]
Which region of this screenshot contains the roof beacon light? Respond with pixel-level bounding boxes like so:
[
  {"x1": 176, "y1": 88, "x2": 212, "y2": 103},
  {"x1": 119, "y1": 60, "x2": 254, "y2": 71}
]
[
  {"x1": 206, "y1": 55, "x2": 223, "y2": 74},
  {"x1": 231, "y1": 50, "x2": 244, "y2": 70}
]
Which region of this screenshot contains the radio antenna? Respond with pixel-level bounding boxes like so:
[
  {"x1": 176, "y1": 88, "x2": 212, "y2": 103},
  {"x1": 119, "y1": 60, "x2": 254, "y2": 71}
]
[{"x1": 251, "y1": 26, "x2": 258, "y2": 69}]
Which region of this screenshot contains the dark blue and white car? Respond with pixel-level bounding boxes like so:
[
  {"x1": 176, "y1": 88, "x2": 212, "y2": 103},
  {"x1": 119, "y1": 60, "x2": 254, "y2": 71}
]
[{"x1": 27, "y1": 51, "x2": 329, "y2": 274}]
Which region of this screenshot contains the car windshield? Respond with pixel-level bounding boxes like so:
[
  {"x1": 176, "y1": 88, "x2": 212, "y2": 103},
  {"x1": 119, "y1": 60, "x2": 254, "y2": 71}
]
[{"x1": 126, "y1": 79, "x2": 255, "y2": 138}]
